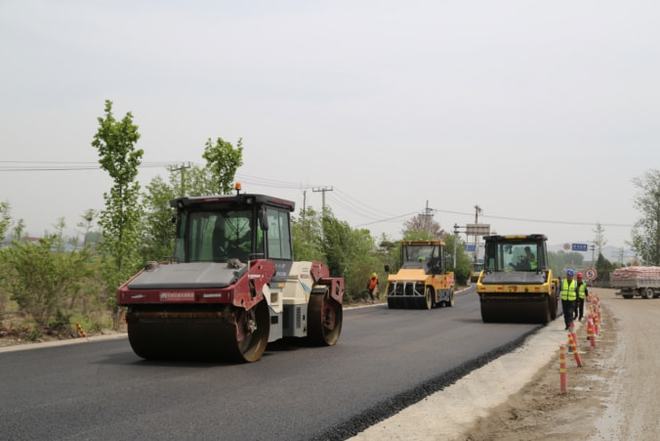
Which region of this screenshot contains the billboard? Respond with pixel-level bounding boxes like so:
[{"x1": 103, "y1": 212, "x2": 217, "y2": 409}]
[{"x1": 465, "y1": 224, "x2": 490, "y2": 236}]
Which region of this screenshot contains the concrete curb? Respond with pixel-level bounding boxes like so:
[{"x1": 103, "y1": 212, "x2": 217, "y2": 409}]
[{"x1": 0, "y1": 333, "x2": 127, "y2": 354}]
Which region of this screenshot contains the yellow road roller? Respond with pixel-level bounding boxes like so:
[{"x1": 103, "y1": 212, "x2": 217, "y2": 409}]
[
  {"x1": 386, "y1": 240, "x2": 455, "y2": 309},
  {"x1": 476, "y1": 234, "x2": 559, "y2": 324}
]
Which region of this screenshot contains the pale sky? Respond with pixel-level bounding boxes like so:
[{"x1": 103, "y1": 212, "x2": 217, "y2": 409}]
[{"x1": 1, "y1": 0, "x2": 658, "y2": 251}]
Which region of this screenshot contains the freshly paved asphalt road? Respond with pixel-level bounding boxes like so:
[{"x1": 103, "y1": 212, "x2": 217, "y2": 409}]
[{"x1": 0, "y1": 287, "x2": 542, "y2": 441}]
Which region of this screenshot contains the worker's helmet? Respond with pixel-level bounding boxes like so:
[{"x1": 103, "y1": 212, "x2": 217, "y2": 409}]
[
  {"x1": 577, "y1": 272, "x2": 583, "y2": 279},
  {"x1": 566, "y1": 269, "x2": 575, "y2": 277},
  {"x1": 371, "y1": 272, "x2": 377, "y2": 278}
]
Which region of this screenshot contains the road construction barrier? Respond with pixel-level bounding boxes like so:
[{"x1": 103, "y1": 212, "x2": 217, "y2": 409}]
[
  {"x1": 587, "y1": 316, "x2": 596, "y2": 349},
  {"x1": 567, "y1": 332, "x2": 583, "y2": 367},
  {"x1": 567, "y1": 322, "x2": 576, "y2": 353},
  {"x1": 559, "y1": 344, "x2": 568, "y2": 394}
]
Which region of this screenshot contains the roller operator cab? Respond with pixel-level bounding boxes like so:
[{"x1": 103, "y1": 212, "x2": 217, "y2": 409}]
[
  {"x1": 476, "y1": 234, "x2": 559, "y2": 324},
  {"x1": 117, "y1": 193, "x2": 344, "y2": 362},
  {"x1": 386, "y1": 240, "x2": 455, "y2": 309}
]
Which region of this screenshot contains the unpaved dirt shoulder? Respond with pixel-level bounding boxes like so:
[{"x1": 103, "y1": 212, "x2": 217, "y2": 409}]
[
  {"x1": 463, "y1": 288, "x2": 660, "y2": 441},
  {"x1": 350, "y1": 303, "x2": 572, "y2": 441},
  {"x1": 588, "y1": 290, "x2": 660, "y2": 441},
  {"x1": 463, "y1": 289, "x2": 618, "y2": 441}
]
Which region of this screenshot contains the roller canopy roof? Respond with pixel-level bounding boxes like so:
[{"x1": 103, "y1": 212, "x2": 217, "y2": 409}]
[
  {"x1": 483, "y1": 234, "x2": 547, "y2": 241},
  {"x1": 170, "y1": 194, "x2": 295, "y2": 211}
]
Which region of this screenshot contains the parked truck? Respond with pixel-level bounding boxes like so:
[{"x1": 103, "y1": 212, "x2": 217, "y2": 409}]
[{"x1": 612, "y1": 266, "x2": 660, "y2": 299}]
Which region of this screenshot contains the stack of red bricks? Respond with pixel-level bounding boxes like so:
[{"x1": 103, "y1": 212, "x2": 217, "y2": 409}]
[{"x1": 611, "y1": 266, "x2": 660, "y2": 281}]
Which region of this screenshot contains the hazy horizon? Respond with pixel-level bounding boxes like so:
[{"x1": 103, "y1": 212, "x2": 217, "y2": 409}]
[{"x1": 2, "y1": 0, "x2": 658, "y2": 251}]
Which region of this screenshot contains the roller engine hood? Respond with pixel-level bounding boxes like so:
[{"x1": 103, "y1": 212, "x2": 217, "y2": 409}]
[
  {"x1": 480, "y1": 271, "x2": 547, "y2": 285},
  {"x1": 127, "y1": 262, "x2": 248, "y2": 290}
]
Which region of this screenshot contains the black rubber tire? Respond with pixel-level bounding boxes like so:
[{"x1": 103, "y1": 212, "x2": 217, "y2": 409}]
[
  {"x1": 622, "y1": 294, "x2": 633, "y2": 299},
  {"x1": 307, "y1": 288, "x2": 343, "y2": 346},
  {"x1": 480, "y1": 298, "x2": 493, "y2": 323},
  {"x1": 423, "y1": 288, "x2": 433, "y2": 310},
  {"x1": 549, "y1": 293, "x2": 558, "y2": 320},
  {"x1": 644, "y1": 288, "x2": 654, "y2": 299},
  {"x1": 446, "y1": 289, "x2": 455, "y2": 307},
  {"x1": 231, "y1": 300, "x2": 271, "y2": 362}
]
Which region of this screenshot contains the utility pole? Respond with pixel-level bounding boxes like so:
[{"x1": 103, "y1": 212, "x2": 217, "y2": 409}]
[
  {"x1": 424, "y1": 200, "x2": 433, "y2": 235},
  {"x1": 170, "y1": 162, "x2": 192, "y2": 197},
  {"x1": 473, "y1": 205, "x2": 482, "y2": 264},
  {"x1": 590, "y1": 244, "x2": 596, "y2": 264},
  {"x1": 453, "y1": 223, "x2": 459, "y2": 268},
  {"x1": 302, "y1": 190, "x2": 307, "y2": 221},
  {"x1": 312, "y1": 186, "x2": 333, "y2": 238},
  {"x1": 312, "y1": 186, "x2": 333, "y2": 215},
  {"x1": 620, "y1": 247, "x2": 625, "y2": 265}
]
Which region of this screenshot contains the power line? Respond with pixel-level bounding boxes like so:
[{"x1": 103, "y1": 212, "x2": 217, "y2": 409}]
[
  {"x1": 353, "y1": 205, "x2": 633, "y2": 229},
  {"x1": 0, "y1": 164, "x2": 172, "y2": 172},
  {"x1": 329, "y1": 192, "x2": 389, "y2": 220},
  {"x1": 0, "y1": 160, "x2": 636, "y2": 228},
  {"x1": 354, "y1": 211, "x2": 419, "y2": 227},
  {"x1": 428, "y1": 206, "x2": 632, "y2": 228},
  {"x1": 480, "y1": 213, "x2": 632, "y2": 228},
  {"x1": 0, "y1": 160, "x2": 99, "y2": 165},
  {"x1": 326, "y1": 193, "x2": 382, "y2": 221},
  {"x1": 333, "y1": 187, "x2": 395, "y2": 218}
]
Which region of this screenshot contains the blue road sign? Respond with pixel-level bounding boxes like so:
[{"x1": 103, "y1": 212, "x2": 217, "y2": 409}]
[
  {"x1": 571, "y1": 243, "x2": 589, "y2": 252},
  {"x1": 465, "y1": 244, "x2": 477, "y2": 252}
]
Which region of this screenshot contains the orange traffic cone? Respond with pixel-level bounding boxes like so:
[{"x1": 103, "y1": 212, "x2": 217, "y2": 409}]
[
  {"x1": 587, "y1": 317, "x2": 596, "y2": 349},
  {"x1": 567, "y1": 332, "x2": 583, "y2": 367},
  {"x1": 559, "y1": 344, "x2": 568, "y2": 394}
]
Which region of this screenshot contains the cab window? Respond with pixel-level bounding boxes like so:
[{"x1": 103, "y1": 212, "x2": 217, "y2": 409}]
[
  {"x1": 266, "y1": 208, "x2": 292, "y2": 260},
  {"x1": 180, "y1": 210, "x2": 254, "y2": 262},
  {"x1": 486, "y1": 242, "x2": 539, "y2": 272}
]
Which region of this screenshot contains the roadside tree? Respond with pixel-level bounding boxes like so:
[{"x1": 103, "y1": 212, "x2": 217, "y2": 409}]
[
  {"x1": 631, "y1": 169, "x2": 660, "y2": 265},
  {"x1": 292, "y1": 208, "x2": 325, "y2": 263},
  {"x1": 141, "y1": 139, "x2": 244, "y2": 262},
  {"x1": 402, "y1": 213, "x2": 444, "y2": 239},
  {"x1": 593, "y1": 223, "x2": 607, "y2": 257},
  {"x1": 0, "y1": 201, "x2": 10, "y2": 242},
  {"x1": 91, "y1": 100, "x2": 144, "y2": 303},
  {"x1": 202, "y1": 137, "x2": 243, "y2": 194}
]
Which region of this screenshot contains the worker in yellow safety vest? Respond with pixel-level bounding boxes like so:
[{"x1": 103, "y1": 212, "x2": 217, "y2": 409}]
[
  {"x1": 574, "y1": 272, "x2": 589, "y2": 321},
  {"x1": 560, "y1": 269, "x2": 577, "y2": 330},
  {"x1": 523, "y1": 246, "x2": 538, "y2": 271}
]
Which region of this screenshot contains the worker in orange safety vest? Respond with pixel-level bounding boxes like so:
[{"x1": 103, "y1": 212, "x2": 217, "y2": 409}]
[{"x1": 366, "y1": 273, "x2": 379, "y2": 303}]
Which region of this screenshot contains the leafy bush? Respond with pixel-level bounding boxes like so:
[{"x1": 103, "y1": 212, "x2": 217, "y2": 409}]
[{"x1": 0, "y1": 236, "x2": 94, "y2": 330}]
